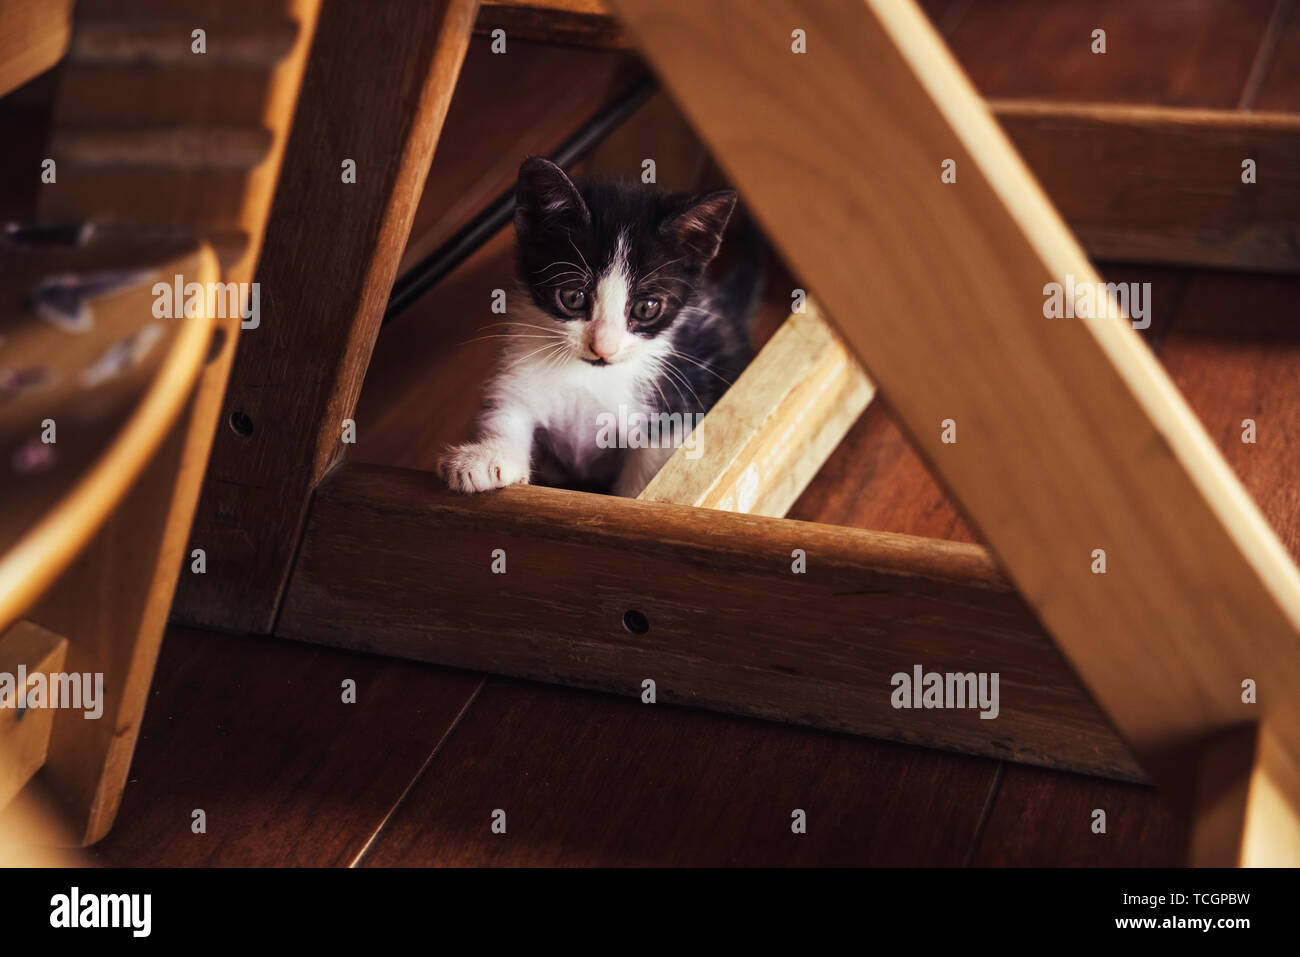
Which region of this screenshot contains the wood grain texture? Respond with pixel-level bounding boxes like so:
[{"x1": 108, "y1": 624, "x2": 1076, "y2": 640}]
[
  {"x1": 0, "y1": 0, "x2": 72, "y2": 99},
  {"x1": 947, "y1": 0, "x2": 1277, "y2": 107},
  {"x1": 1256, "y1": 0, "x2": 1300, "y2": 110},
  {"x1": 279, "y1": 463, "x2": 1141, "y2": 780},
  {"x1": 1159, "y1": 273, "x2": 1300, "y2": 559},
  {"x1": 1157, "y1": 273, "x2": 1300, "y2": 865},
  {"x1": 173, "y1": 0, "x2": 479, "y2": 635},
  {"x1": 0, "y1": 769, "x2": 86, "y2": 866},
  {"x1": 477, "y1": 0, "x2": 627, "y2": 49},
  {"x1": 970, "y1": 763, "x2": 1184, "y2": 866},
  {"x1": 788, "y1": 264, "x2": 1187, "y2": 541},
  {"x1": 0, "y1": 235, "x2": 217, "y2": 632},
  {"x1": 8, "y1": 0, "x2": 320, "y2": 844},
  {"x1": 40, "y1": 0, "x2": 321, "y2": 280},
  {"x1": 641, "y1": 303, "x2": 874, "y2": 516},
  {"x1": 995, "y1": 102, "x2": 1300, "y2": 272},
  {"x1": 611, "y1": 0, "x2": 1300, "y2": 839},
  {"x1": 0, "y1": 621, "x2": 67, "y2": 809},
  {"x1": 360, "y1": 678, "x2": 998, "y2": 866},
  {"x1": 91, "y1": 626, "x2": 483, "y2": 866}
]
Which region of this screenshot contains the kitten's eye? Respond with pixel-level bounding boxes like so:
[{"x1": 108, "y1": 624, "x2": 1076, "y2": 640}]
[
  {"x1": 632, "y1": 298, "x2": 662, "y2": 322},
  {"x1": 557, "y1": 288, "x2": 587, "y2": 313}
]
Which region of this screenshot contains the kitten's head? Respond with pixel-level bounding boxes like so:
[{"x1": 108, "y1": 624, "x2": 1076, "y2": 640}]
[{"x1": 513, "y1": 156, "x2": 735, "y2": 367}]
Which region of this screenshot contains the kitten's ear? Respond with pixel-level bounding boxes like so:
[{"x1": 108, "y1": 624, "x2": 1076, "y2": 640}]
[
  {"x1": 659, "y1": 189, "x2": 737, "y2": 271},
  {"x1": 515, "y1": 156, "x2": 591, "y2": 238}
]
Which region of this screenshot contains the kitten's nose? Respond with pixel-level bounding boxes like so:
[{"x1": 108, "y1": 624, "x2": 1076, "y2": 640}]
[{"x1": 590, "y1": 325, "x2": 621, "y2": 360}]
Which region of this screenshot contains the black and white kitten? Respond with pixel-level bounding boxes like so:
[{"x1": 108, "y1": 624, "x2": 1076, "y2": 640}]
[{"x1": 439, "y1": 156, "x2": 761, "y2": 497}]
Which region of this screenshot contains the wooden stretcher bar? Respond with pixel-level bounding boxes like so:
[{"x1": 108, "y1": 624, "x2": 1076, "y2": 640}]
[
  {"x1": 277, "y1": 463, "x2": 1142, "y2": 781},
  {"x1": 640, "y1": 301, "x2": 875, "y2": 518}
]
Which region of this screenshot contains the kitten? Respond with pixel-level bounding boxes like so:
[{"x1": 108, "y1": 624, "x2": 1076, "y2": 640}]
[{"x1": 438, "y1": 156, "x2": 762, "y2": 497}]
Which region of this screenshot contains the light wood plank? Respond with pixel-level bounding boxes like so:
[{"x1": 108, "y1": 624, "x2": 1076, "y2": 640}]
[
  {"x1": 0, "y1": 621, "x2": 67, "y2": 809},
  {"x1": 610, "y1": 0, "x2": 1300, "y2": 856},
  {"x1": 641, "y1": 303, "x2": 874, "y2": 516},
  {"x1": 0, "y1": 0, "x2": 73, "y2": 98}
]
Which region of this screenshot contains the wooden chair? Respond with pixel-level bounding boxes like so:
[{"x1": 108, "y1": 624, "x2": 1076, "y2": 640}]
[
  {"x1": 5, "y1": 0, "x2": 1295, "y2": 865},
  {"x1": 0, "y1": 0, "x2": 318, "y2": 848}
]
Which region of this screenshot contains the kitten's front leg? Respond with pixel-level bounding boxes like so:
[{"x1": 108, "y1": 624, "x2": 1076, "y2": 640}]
[
  {"x1": 439, "y1": 405, "x2": 533, "y2": 493},
  {"x1": 613, "y1": 443, "x2": 676, "y2": 498}
]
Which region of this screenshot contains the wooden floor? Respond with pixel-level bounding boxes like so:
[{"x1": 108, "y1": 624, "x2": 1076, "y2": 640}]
[{"x1": 83, "y1": 0, "x2": 1300, "y2": 865}]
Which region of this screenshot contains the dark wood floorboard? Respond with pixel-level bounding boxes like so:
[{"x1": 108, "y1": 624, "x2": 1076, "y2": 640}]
[
  {"x1": 1253, "y1": 0, "x2": 1299, "y2": 109},
  {"x1": 92, "y1": 628, "x2": 482, "y2": 867},
  {"x1": 969, "y1": 765, "x2": 1185, "y2": 866},
  {"x1": 1159, "y1": 272, "x2": 1300, "y2": 560},
  {"x1": 947, "y1": 0, "x2": 1276, "y2": 106},
  {"x1": 359, "y1": 679, "x2": 999, "y2": 867}
]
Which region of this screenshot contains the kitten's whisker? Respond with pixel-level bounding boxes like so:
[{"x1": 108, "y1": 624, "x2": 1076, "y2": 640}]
[
  {"x1": 663, "y1": 344, "x2": 735, "y2": 386},
  {"x1": 533, "y1": 259, "x2": 585, "y2": 276},
  {"x1": 642, "y1": 367, "x2": 671, "y2": 414},
  {"x1": 540, "y1": 344, "x2": 574, "y2": 377},
  {"x1": 565, "y1": 233, "x2": 594, "y2": 279},
  {"x1": 654, "y1": 362, "x2": 689, "y2": 411},
  {"x1": 458, "y1": 333, "x2": 560, "y2": 347},
  {"x1": 638, "y1": 257, "x2": 683, "y2": 281},
  {"x1": 658, "y1": 358, "x2": 706, "y2": 411},
  {"x1": 537, "y1": 268, "x2": 589, "y2": 283},
  {"x1": 477, "y1": 321, "x2": 560, "y2": 334},
  {"x1": 511, "y1": 340, "x2": 571, "y2": 366}
]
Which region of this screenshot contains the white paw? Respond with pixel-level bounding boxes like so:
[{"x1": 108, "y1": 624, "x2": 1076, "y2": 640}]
[{"x1": 439, "y1": 441, "x2": 530, "y2": 493}]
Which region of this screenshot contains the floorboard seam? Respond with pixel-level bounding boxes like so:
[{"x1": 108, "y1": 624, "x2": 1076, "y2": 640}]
[
  {"x1": 962, "y1": 761, "x2": 1005, "y2": 867},
  {"x1": 1238, "y1": 0, "x2": 1294, "y2": 110},
  {"x1": 348, "y1": 676, "x2": 486, "y2": 868}
]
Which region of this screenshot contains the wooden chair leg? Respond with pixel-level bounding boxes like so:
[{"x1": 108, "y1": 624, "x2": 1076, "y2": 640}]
[
  {"x1": 174, "y1": 0, "x2": 481, "y2": 635},
  {"x1": 1189, "y1": 723, "x2": 1300, "y2": 866}
]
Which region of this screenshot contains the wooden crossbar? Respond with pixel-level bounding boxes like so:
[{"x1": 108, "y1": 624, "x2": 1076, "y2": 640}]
[
  {"x1": 641, "y1": 302, "x2": 874, "y2": 517},
  {"x1": 278, "y1": 462, "x2": 1141, "y2": 780}
]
